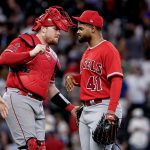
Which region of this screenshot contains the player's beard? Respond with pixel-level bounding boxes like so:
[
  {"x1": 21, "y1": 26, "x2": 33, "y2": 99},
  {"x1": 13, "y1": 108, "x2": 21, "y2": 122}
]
[
  {"x1": 52, "y1": 37, "x2": 59, "y2": 44},
  {"x1": 46, "y1": 36, "x2": 59, "y2": 45},
  {"x1": 78, "y1": 34, "x2": 91, "y2": 43}
]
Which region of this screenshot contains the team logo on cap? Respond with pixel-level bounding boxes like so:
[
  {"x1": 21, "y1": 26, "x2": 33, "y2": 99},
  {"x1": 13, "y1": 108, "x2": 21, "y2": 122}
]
[
  {"x1": 48, "y1": 18, "x2": 52, "y2": 22},
  {"x1": 90, "y1": 19, "x2": 93, "y2": 23}
]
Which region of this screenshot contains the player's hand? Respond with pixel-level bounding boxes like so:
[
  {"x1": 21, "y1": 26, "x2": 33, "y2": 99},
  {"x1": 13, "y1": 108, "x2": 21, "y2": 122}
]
[
  {"x1": 105, "y1": 110, "x2": 116, "y2": 123},
  {"x1": 65, "y1": 75, "x2": 78, "y2": 92},
  {"x1": 29, "y1": 44, "x2": 46, "y2": 57},
  {"x1": 0, "y1": 97, "x2": 8, "y2": 119}
]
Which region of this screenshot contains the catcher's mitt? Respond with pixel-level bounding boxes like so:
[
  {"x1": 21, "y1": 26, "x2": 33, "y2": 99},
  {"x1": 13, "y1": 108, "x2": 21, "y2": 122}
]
[
  {"x1": 76, "y1": 105, "x2": 84, "y2": 127},
  {"x1": 92, "y1": 114, "x2": 119, "y2": 145}
]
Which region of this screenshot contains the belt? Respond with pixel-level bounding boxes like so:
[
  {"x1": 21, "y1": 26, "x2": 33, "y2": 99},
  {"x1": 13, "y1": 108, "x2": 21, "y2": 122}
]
[
  {"x1": 19, "y1": 90, "x2": 43, "y2": 101},
  {"x1": 81, "y1": 98, "x2": 103, "y2": 106}
]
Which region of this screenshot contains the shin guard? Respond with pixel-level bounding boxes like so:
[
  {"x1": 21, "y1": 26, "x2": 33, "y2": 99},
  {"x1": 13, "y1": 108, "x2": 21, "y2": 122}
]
[
  {"x1": 27, "y1": 138, "x2": 38, "y2": 150},
  {"x1": 37, "y1": 141, "x2": 46, "y2": 150}
]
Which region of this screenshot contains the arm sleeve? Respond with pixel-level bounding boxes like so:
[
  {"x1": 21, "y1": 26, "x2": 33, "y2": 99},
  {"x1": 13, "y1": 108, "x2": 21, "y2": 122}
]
[
  {"x1": 108, "y1": 76, "x2": 123, "y2": 112},
  {"x1": 0, "y1": 38, "x2": 31, "y2": 65},
  {"x1": 0, "y1": 52, "x2": 30, "y2": 65}
]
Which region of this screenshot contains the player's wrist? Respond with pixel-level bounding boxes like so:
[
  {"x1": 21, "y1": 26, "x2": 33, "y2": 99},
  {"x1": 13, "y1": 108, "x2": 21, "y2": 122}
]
[
  {"x1": 51, "y1": 92, "x2": 74, "y2": 112},
  {"x1": 106, "y1": 110, "x2": 115, "y2": 115},
  {"x1": 65, "y1": 104, "x2": 75, "y2": 112},
  {"x1": 106, "y1": 110, "x2": 116, "y2": 121}
]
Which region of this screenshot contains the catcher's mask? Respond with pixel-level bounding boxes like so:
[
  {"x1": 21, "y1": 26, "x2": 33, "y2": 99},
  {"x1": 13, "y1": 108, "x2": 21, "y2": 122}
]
[{"x1": 32, "y1": 6, "x2": 75, "y2": 32}]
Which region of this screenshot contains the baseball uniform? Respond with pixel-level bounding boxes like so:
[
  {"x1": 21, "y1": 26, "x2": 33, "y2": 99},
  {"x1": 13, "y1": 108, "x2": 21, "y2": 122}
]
[
  {"x1": 1, "y1": 34, "x2": 59, "y2": 147},
  {"x1": 78, "y1": 40, "x2": 123, "y2": 150}
]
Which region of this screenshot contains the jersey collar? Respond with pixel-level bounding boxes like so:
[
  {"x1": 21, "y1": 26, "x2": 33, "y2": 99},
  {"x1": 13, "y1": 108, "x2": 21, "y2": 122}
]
[{"x1": 88, "y1": 40, "x2": 106, "y2": 50}]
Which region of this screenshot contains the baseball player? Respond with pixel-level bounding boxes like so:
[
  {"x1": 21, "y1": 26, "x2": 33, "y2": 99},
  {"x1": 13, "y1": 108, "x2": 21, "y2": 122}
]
[
  {"x1": 0, "y1": 6, "x2": 78, "y2": 150},
  {"x1": 65, "y1": 10, "x2": 123, "y2": 150}
]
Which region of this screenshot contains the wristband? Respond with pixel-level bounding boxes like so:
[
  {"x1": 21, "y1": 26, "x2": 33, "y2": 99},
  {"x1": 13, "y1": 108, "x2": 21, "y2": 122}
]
[{"x1": 51, "y1": 92, "x2": 75, "y2": 112}]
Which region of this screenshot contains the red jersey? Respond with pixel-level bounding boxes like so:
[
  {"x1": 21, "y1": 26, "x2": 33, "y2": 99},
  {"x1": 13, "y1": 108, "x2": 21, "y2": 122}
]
[
  {"x1": 0, "y1": 34, "x2": 60, "y2": 100},
  {"x1": 80, "y1": 40, "x2": 123, "y2": 100}
]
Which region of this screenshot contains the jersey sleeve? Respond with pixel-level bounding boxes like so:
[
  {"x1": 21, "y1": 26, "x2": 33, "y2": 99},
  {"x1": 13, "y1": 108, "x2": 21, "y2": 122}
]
[
  {"x1": 0, "y1": 38, "x2": 31, "y2": 65},
  {"x1": 104, "y1": 44, "x2": 123, "y2": 79}
]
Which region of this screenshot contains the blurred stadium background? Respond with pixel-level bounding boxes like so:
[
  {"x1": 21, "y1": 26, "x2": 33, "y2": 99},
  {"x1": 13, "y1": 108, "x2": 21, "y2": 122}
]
[{"x1": 0, "y1": 0, "x2": 150, "y2": 149}]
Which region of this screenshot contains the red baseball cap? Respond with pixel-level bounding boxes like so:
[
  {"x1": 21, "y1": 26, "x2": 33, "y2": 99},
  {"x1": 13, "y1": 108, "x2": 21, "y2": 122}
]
[
  {"x1": 72, "y1": 10, "x2": 104, "y2": 28},
  {"x1": 32, "y1": 6, "x2": 75, "y2": 32}
]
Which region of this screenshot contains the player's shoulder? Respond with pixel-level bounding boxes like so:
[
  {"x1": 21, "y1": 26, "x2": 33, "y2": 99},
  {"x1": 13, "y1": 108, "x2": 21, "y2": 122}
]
[
  {"x1": 5, "y1": 34, "x2": 31, "y2": 52},
  {"x1": 9, "y1": 37, "x2": 22, "y2": 45},
  {"x1": 102, "y1": 40, "x2": 119, "y2": 54},
  {"x1": 19, "y1": 33, "x2": 38, "y2": 47},
  {"x1": 9, "y1": 34, "x2": 30, "y2": 46},
  {"x1": 6, "y1": 37, "x2": 23, "y2": 50}
]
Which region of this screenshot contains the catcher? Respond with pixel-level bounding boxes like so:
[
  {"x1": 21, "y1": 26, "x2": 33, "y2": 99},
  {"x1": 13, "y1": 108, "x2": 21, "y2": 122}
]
[
  {"x1": 0, "y1": 6, "x2": 78, "y2": 150},
  {"x1": 65, "y1": 10, "x2": 123, "y2": 150}
]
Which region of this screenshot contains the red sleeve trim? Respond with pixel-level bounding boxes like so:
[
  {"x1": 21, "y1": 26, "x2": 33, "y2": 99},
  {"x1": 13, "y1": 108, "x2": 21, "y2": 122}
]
[
  {"x1": 107, "y1": 72, "x2": 123, "y2": 79},
  {"x1": 50, "y1": 80, "x2": 55, "y2": 83}
]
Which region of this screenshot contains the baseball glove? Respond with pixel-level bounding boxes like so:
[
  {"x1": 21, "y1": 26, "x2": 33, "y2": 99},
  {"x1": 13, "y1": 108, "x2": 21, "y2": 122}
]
[
  {"x1": 92, "y1": 114, "x2": 119, "y2": 145},
  {"x1": 76, "y1": 105, "x2": 84, "y2": 127}
]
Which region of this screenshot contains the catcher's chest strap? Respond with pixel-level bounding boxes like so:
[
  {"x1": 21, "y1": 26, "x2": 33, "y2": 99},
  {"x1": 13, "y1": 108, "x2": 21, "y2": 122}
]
[{"x1": 19, "y1": 33, "x2": 36, "y2": 48}]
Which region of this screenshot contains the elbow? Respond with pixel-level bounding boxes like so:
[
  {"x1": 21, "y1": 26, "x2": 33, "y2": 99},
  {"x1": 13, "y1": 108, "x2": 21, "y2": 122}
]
[
  {"x1": 0, "y1": 54, "x2": 8, "y2": 65},
  {"x1": 48, "y1": 84, "x2": 59, "y2": 99},
  {"x1": 0, "y1": 53, "x2": 14, "y2": 65},
  {"x1": 0, "y1": 57, "x2": 5, "y2": 65}
]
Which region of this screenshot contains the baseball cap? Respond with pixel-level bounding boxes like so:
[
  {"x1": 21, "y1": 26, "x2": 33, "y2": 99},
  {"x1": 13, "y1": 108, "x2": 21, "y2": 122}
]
[
  {"x1": 32, "y1": 6, "x2": 75, "y2": 32},
  {"x1": 72, "y1": 10, "x2": 104, "y2": 28}
]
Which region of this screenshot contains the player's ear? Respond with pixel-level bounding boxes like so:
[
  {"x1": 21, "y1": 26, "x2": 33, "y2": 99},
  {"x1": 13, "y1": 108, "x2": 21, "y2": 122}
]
[
  {"x1": 91, "y1": 26, "x2": 97, "y2": 33},
  {"x1": 41, "y1": 26, "x2": 47, "y2": 34}
]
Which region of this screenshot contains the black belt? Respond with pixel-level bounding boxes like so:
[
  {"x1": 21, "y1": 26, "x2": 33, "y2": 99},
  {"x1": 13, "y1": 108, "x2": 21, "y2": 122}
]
[{"x1": 19, "y1": 90, "x2": 43, "y2": 101}]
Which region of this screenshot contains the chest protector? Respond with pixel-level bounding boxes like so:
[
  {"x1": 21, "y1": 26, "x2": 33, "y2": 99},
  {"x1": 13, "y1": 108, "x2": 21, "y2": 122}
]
[{"x1": 14, "y1": 34, "x2": 60, "y2": 100}]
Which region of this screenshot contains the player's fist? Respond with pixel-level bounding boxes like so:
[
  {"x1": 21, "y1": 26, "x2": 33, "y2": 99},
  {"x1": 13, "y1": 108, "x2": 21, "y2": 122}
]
[
  {"x1": 105, "y1": 110, "x2": 116, "y2": 123},
  {"x1": 65, "y1": 75, "x2": 77, "y2": 92},
  {"x1": 0, "y1": 96, "x2": 8, "y2": 119},
  {"x1": 29, "y1": 44, "x2": 46, "y2": 57}
]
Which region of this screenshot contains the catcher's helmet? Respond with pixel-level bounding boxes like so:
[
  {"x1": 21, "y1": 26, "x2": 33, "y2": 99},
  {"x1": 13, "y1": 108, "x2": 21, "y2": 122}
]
[{"x1": 32, "y1": 6, "x2": 75, "y2": 32}]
